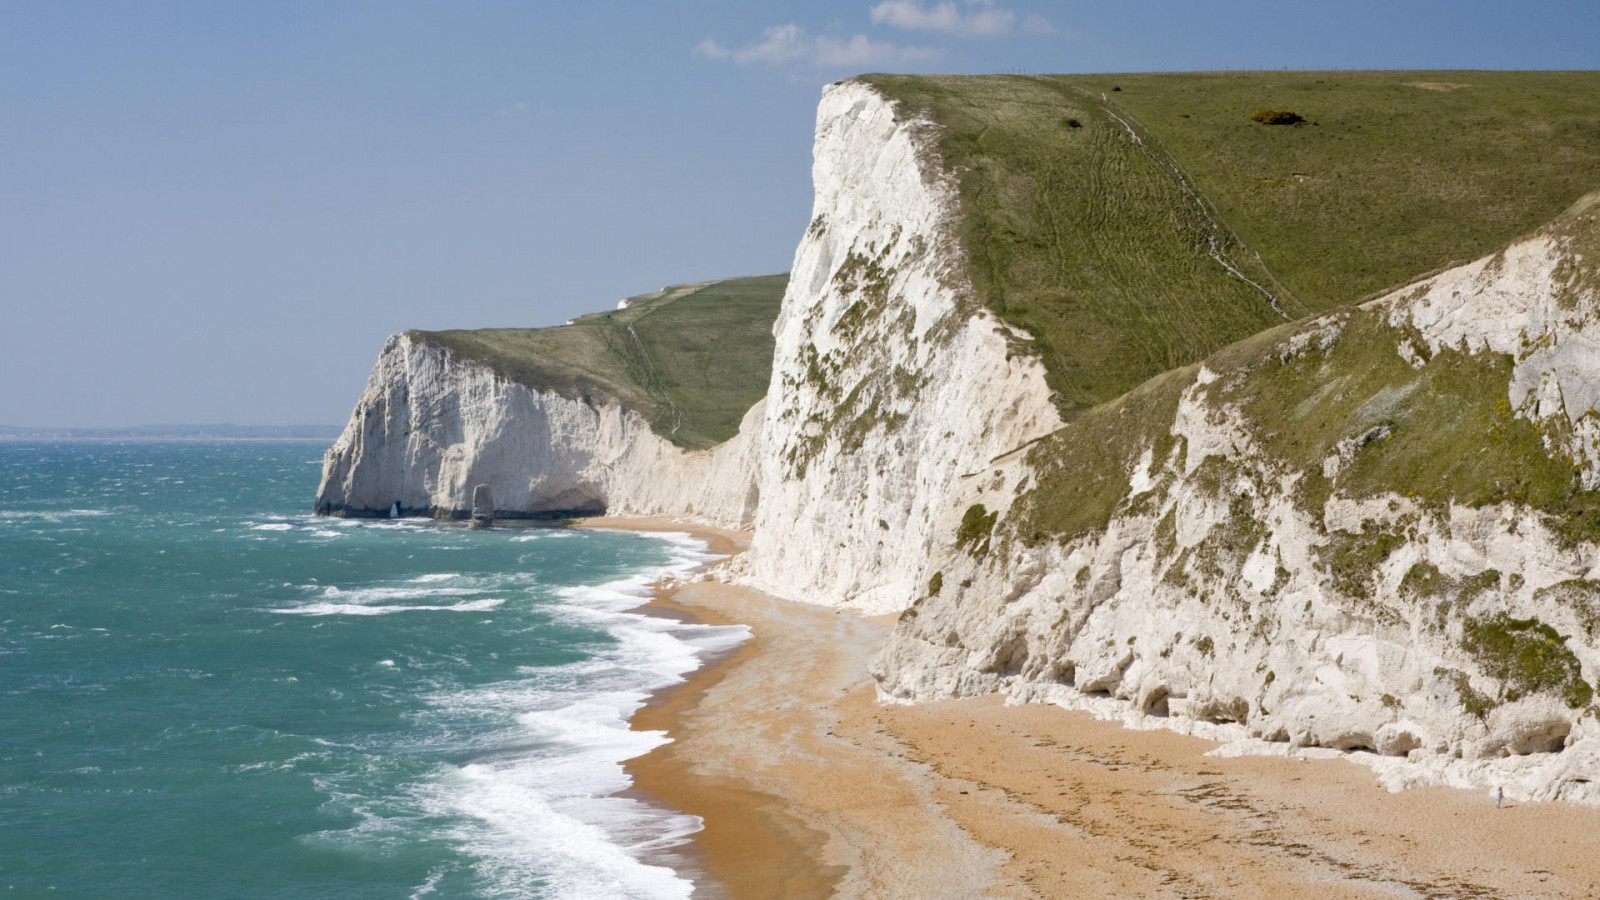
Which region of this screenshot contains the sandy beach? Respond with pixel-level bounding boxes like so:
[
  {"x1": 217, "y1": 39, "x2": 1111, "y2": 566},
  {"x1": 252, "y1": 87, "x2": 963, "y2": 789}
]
[{"x1": 585, "y1": 516, "x2": 1600, "y2": 899}]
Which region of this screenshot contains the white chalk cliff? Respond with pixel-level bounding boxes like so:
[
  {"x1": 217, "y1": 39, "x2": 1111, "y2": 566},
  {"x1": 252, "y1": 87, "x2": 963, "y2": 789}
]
[
  {"x1": 314, "y1": 332, "x2": 763, "y2": 526},
  {"x1": 319, "y1": 80, "x2": 1600, "y2": 803},
  {"x1": 730, "y1": 80, "x2": 1063, "y2": 615},
  {"x1": 876, "y1": 193, "x2": 1600, "y2": 805}
]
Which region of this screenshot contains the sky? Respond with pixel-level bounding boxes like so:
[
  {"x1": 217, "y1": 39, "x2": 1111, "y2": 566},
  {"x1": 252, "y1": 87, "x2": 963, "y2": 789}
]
[{"x1": 3, "y1": 1, "x2": 1597, "y2": 428}]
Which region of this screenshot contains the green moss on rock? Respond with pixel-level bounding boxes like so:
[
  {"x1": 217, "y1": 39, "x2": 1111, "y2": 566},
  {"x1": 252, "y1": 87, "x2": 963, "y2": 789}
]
[
  {"x1": 1400, "y1": 561, "x2": 1446, "y2": 599},
  {"x1": 1223, "y1": 309, "x2": 1600, "y2": 517},
  {"x1": 1318, "y1": 523, "x2": 1404, "y2": 600},
  {"x1": 1462, "y1": 613, "x2": 1592, "y2": 708},
  {"x1": 1438, "y1": 667, "x2": 1500, "y2": 720},
  {"x1": 957, "y1": 504, "x2": 998, "y2": 556},
  {"x1": 1010, "y1": 366, "x2": 1192, "y2": 545}
]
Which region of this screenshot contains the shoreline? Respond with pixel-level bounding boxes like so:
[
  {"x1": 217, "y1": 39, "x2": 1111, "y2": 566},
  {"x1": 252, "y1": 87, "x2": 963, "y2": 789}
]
[
  {"x1": 580, "y1": 516, "x2": 999, "y2": 898},
  {"x1": 576, "y1": 516, "x2": 845, "y2": 898},
  {"x1": 580, "y1": 515, "x2": 1600, "y2": 899},
  {"x1": 627, "y1": 585, "x2": 842, "y2": 900}
]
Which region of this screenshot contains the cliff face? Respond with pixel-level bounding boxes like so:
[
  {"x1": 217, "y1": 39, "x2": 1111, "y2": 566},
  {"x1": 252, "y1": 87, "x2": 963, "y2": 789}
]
[
  {"x1": 314, "y1": 332, "x2": 762, "y2": 525},
  {"x1": 317, "y1": 76, "x2": 1600, "y2": 801},
  {"x1": 874, "y1": 199, "x2": 1600, "y2": 802},
  {"x1": 734, "y1": 81, "x2": 1062, "y2": 614}
]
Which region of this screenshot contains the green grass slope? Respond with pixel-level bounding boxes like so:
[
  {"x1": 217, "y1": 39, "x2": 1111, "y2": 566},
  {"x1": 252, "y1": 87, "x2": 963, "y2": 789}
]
[
  {"x1": 865, "y1": 71, "x2": 1600, "y2": 415},
  {"x1": 1010, "y1": 196, "x2": 1600, "y2": 545},
  {"x1": 865, "y1": 74, "x2": 1297, "y2": 414},
  {"x1": 1073, "y1": 71, "x2": 1600, "y2": 310},
  {"x1": 413, "y1": 273, "x2": 787, "y2": 450}
]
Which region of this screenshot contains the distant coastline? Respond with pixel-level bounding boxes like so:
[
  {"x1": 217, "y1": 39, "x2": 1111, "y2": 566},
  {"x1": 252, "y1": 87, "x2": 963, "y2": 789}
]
[{"x1": 0, "y1": 424, "x2": 342, "y2": 441}]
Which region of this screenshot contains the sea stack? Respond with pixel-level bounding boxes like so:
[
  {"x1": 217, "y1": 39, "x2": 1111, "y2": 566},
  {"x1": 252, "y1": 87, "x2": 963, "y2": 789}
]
[{"x1": 470, "y1": 484, "x2": 493, "y2": 529}]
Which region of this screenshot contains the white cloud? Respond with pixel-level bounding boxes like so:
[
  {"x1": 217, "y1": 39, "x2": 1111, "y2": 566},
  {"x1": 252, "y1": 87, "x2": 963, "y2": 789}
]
[
  {"x1": 872, "y1": 1, "x2": 969, "y2": 33},
  {"x1": 694, "y1": 23, "x2": 938, "y2": 68},
  {"x1": 1021, "y1": 13, "x2": 1058, "y2": 36},
  {"x1": 870, "y1": 0, "x2": 1054, "y2": 37}
]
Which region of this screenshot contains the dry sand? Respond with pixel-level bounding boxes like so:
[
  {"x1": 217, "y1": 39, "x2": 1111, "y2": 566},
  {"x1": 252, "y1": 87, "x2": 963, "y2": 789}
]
[{"x1": 584, "y1": 517, "x2": 1600, "y2": 899}]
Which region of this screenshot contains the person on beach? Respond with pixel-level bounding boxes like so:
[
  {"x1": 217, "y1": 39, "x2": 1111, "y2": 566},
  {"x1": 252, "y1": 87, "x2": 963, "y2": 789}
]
[{"x1": 1496, "y1": 786, "x2": 1504, "y2": 809}]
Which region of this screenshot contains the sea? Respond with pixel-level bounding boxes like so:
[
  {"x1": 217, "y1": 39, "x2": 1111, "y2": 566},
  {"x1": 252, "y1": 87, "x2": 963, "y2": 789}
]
[{"x1": 0, "y1": 441, "x2": 747, "y2": 899}]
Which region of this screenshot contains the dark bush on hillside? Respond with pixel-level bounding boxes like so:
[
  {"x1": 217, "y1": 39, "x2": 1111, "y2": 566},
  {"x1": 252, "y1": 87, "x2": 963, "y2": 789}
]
[
  {"x1": 1251, "y1": 108, "x2": 1306, "y2": 126},
  {"x1": 1065, "y1": 117, "x2": 1082, "y2": 128}
]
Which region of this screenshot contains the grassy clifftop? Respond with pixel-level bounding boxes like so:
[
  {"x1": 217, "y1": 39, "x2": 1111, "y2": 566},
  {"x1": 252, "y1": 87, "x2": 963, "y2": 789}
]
[
  {"x1": 414, "y1": 274, "x2": 787, "y2": 450},
  {"x1": 1072, "y1": 71, "x2": 1600, "y2": 308},
  {"x1": 865, "y1": 71, "x2": 1600, "y2": 414}
]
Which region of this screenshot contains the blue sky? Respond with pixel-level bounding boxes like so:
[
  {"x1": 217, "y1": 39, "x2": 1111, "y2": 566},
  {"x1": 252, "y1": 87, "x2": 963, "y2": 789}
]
[{"x1": 3, "y1": 1, "x2": 1597, "y2": 427}]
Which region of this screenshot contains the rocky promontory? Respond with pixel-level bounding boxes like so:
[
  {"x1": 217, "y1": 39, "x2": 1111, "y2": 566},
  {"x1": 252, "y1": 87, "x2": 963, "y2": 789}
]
[{"x1": 319, "y1": 71, "x2": 1600, "y2": 803}]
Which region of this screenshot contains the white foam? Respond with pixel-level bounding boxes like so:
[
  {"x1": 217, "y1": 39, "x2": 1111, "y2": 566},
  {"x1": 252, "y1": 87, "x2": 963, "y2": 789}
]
[
  {"x1": 298, "y1": 529, "x2": 743, "y2": 897},
  {"x1": 274, "y1": 598, "x2": 506, "y2": 617},
  {"x1": 250, "y1": 522, "x2": 294, "y2": 531},
  {"x1": 0, "y1": 508, "x2": 110, "y2": 521},
  {"x1": 440, "y1": 757, "x2": 698, "y2": 900},
  {"x1": 361, "y1": 521, "x2": 429, "y2": 531},
  {"x1": 408, "y1": 872, "x2": 443, "y2": 899},
  {"x1": 534, "y1": 530, "x2": 577, "y2": 539},
  {"x1": 447, "y1": 532, "x2": 742, "y2": 897},
  {"x1": 269, "y1": 574, "x2": 533, "y2": 616},
  {"x1": 318, "y1": 584, "x2": 483, "y2": 602}
]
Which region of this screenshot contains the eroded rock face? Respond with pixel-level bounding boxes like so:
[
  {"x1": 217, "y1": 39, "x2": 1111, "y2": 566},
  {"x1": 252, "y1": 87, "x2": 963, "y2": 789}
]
[
  {"x1": 731, "y1": 80, "x2": 1063, "y2": 615},
  {"x1": 316, "y1": 76, "x2": 1600, "y2": 802},
  {"x1": 314, "y1": 333, "x2": 762, "y2": 526},
  {"x1": 872, "y1": 207, "x2": 1600, "y2": 803}
]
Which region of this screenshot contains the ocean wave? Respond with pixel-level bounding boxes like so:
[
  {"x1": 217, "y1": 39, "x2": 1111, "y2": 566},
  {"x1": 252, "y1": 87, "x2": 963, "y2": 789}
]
[
  {"x1": 410, "y1": 573, "x2": 461, "y2": 583},
  {"x1": 442, "y1": 756, "x2": 698, "y2": 900},
  {"x1": 297, "y1": 529, "x2": 742, "y2": 897},
  {"x1": 268, "y1": 573, "x2": 533, "y2": 616},
  {"x1": 319, "y1": 584, "x2": 483, "y2": 601},
  {"x1": 0, "y1": 508, "x2": 110, "y2": 521},
  {"x1": 506, "y1": 529, "x2": 584, "y2": 542},
  {"x1": 272, "y1": 598, "x2": 506, "y2": 617},
  {"x1": 408, "y1": 871, "x2": 444, "y2": 899},
  {"x1": 442, "y1": 533, "x2": 741, "y2": 897},
  {"x1": 389, "y1": 678, "x2": 707, "y2": 899}
]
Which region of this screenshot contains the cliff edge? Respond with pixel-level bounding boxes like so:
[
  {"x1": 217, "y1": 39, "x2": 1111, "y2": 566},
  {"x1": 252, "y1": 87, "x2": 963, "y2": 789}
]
[
  {"x1": 318, "y1": 71, "x2": 1600, "y2": 802},
  {"x1": 314, "y1": 275, "x2": 783, "y2": 525}
]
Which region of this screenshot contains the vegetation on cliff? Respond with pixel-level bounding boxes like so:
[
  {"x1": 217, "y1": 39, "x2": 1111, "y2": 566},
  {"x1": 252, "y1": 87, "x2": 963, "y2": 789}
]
[
  {"x1": 414, "y1": 274, "x2": 786, "y2": 450},
  {"x1": 864, "y1": 72, "x2": 1600, "y2": 551},
  {"x1": 1009, "y1": 203, "x2": 1600, "y2": 546},
  {"x1": 864, "y1": 73, "x2": 1295, "y2": 414},
  {"x1": 866, "y1": 71, "x2": 1600, "y2": 414}
]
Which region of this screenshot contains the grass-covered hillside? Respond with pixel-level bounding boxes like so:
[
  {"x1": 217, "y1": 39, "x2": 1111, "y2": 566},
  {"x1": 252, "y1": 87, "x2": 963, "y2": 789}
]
[
  {"x1": 865, "y1": 71, "x2": 1600, "y2": 414},
  {"x1": 415, "y1": 274, "x2": 787, "y2": 450},
  {"x1": 1009, "y1": 193, "x2": 1600, "y2": 545}
]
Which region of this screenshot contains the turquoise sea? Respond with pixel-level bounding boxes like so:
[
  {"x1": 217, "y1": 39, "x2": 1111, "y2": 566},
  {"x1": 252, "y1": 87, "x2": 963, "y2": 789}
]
[{"x1": 0, "y1": 441, "x2": 744, "y2": 898}]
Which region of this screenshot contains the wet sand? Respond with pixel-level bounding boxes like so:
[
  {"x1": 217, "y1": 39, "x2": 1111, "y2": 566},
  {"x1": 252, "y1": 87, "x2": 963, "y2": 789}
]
[{"x1": 585, "y1": 516, "x2": 1600, "y2": 899}]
